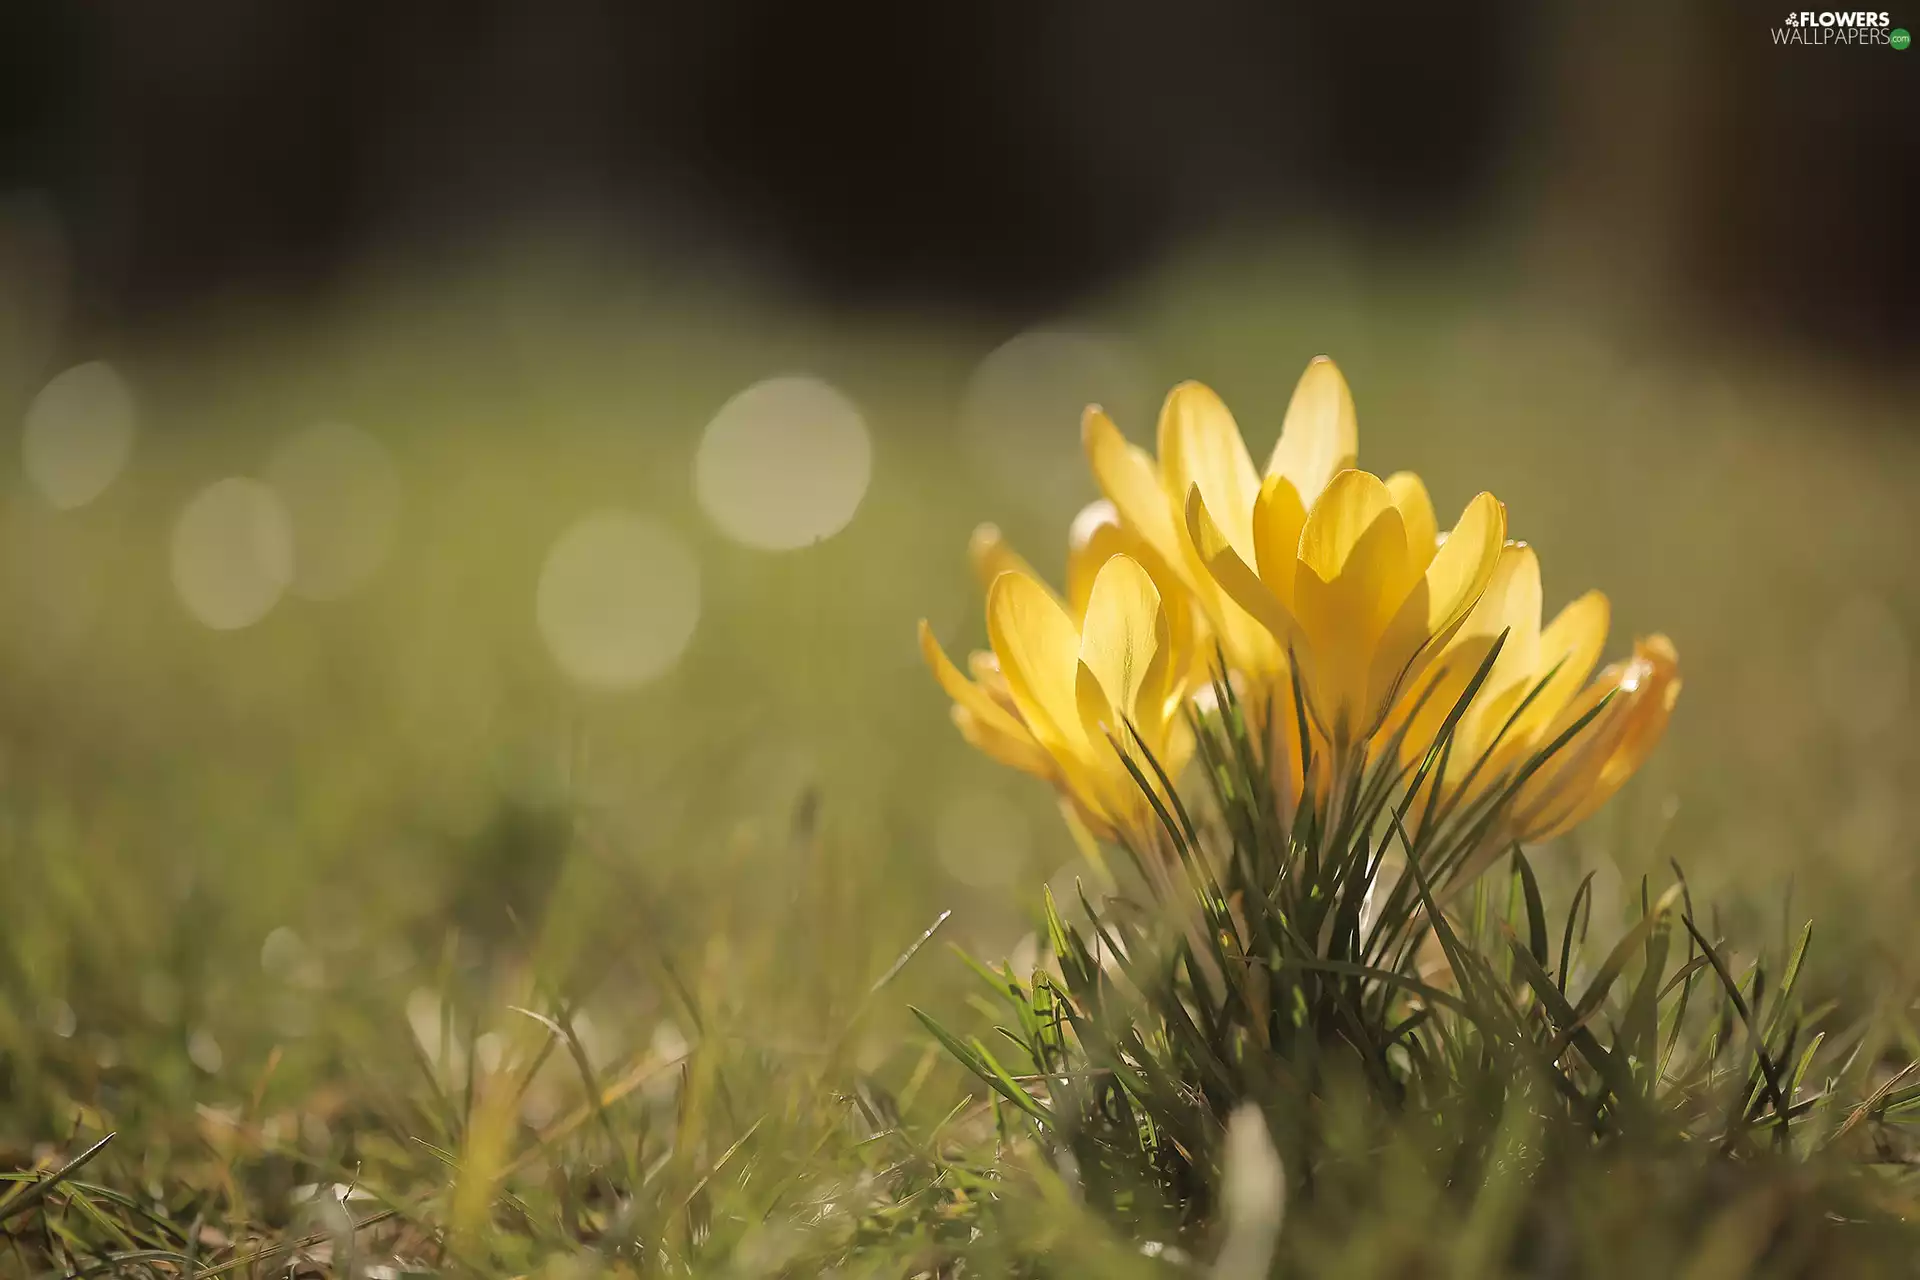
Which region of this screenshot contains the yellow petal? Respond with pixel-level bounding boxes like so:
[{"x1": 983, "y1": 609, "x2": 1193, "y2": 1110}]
[
  {"x1": 1066, "y1": 500, "x2": 1125, "y2": 620},
  {"x1": 1421, "y1": 493, "x2": 1507, "y2": 640},
  {"x1": 921, "y1": 623, "x2": 1058, "y2": 780},
  {"x1": 1365, "y1": 492, "x2": 1506, "y2": 731},
  {"x1": 1582, "y1": 636, "x2": 1680, "y2": 802},
  {"x1": 1388, "y1": 548, "x2": 1532, "y2": 765},
  {"x1": 1267, "y1": 356, "x2": 1358, "y2": 507},
  {"x1": 1292, "y1": 502, "x2": 1409, "y2": 740},
  {"x1": 987, "y1": 571, "x2": 1093, "y2": 767},
  {"x1": 1385, "y1": 472, "x2": 1438, "y2": 575},
  {"x1": 1422, "y1": 545, "x2": 1542, "y2": 776},
  {"x1": 1159, "y1": 713, "x2": 1196, "y2": 783},
  {"x1": 1513, "y1": 588, "x2": 1610, "y2": 745},
  {"x1": 1072, "y1": 661, "x2": 1127, "y2": 822},
  {"x1": 1076, "y1": 554, "x2": 1168, "y2": 736},
  {"x1": 1159, "y1": 381, "x2": 1260, "y2": 559},
  {"x1": 1297, "y1": 470, "x2": 1397, "y2": 584},
  {"x1": 1185, "y1": 486, "x2": 1300, "y2": 653},
  {"x1": 1072, "y1": 653, "x2": 1177, "y2": 838},
  {"x1": 1393, "y1": 631, "x2": 1505, "y2": 768},
  {"x1": 1480, "y1": 543, "x2": 1544, "y2": 684},
  {"x1": 918, "y1": 619, "x2": 1030, "y2": 743},
  {"x1": 967, "y1": 524, "x2": 1042, "y2": 594},
  {"x1": 1250, "y1": 474, "x2": 1306, "y2": 608},
  {"x1": 1071, "y1": 660, "x2": 1136, "y2": 814},
  {"x1": 951, "y1": 706, "x2": 1056, "y2": 779},
  {"x1": 1069, "y1": 500, "x2": 1200, "y2": 693},
  {"x1": 1521, "y1": 635, "x2": 1680, "y2": 840},
  {"x1": 1083, "y1": 407, "x2": 1184, "y2": 577}
]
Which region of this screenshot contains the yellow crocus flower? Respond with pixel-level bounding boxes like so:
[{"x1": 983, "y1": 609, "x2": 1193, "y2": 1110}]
[
  {"x1": 920, "y1": 523, "x2": 1198, "y2": 845},
  {"x1": 1184, "y1": 465, "x2": 1507, "y2": 757},
  {"x1": 968, "y1": 501, "x2": 1198, "y2": 638},
  {"x1": 1391, "y1": 542, "x2": 1680, "y2": 868},
  {"x1": 1081, "y1": 358, "x2": 1360, "y2": 683}
]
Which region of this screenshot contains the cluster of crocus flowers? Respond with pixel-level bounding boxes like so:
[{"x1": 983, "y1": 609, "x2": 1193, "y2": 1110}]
[{"x1": 920, "y1": 355, "x2": 1680, "y2": 880}]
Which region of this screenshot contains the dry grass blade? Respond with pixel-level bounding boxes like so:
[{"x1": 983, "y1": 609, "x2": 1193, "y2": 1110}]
[
  {"x1": 0, "y1": 1134, "x2": 116, "y2": 1226},
  {"x1": 1834, "y1": 1059, "x2": 1920, "y2": 1143},
  {"x1": 177, "y1": 1209, "x2": 399, "y2": 1279}
]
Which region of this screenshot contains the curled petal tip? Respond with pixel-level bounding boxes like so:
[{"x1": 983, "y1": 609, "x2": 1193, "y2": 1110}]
[
  {"x1": 1638, "y1": 634, "x2": 1682, "y2": 702},
  {"x1": 1069, "y1": 499, "x2": 1120, "y2": 548}
]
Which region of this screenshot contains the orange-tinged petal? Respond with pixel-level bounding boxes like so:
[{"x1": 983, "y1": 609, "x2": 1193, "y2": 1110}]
[
  {"x1": 1385, "y1": 472, "x2": 1438, "y2": 575},
  {"x1": 1267, "y1": 356, "x2": 1358, "y2": 507},
  {"x1": 987, "y1": 571, "x2": 1092, "y2": 766},
  {"x1": 1159, "y1": 381, "x2": 1260, "y2": 559},
  {"x1": 1083, "y1": 407, "x2": 1184, "y2": 577},
  {"x1": 1518, "y1": 635, "x2": 1680, "y2": 841},
  {"x1": 1537, "y1": 635, "x2": 1680, "y2": 837}
]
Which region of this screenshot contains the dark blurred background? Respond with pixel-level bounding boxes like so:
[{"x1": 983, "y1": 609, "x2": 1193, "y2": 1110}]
[{"x1": 2, "y1": 0, "x2": 1913, "y2": 357}]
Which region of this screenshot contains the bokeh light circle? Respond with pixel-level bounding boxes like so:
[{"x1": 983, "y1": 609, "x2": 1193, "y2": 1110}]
[
  {"x1": 536, "y1": 510, "x2": 700, "y2": 690},
  {"x1": 695, "y1": 375, "x2": 872, "y2": 550},
  {"x1": 170, "y1": 477, "x2": 295, "y2": 630},
  {"x1": 265, "y1": 422, "x2": 401, "y2": 600},
  {"x1": 959, "y1": 330, "x2": 1145, "y2": 517},
  {"x1": 23, "y1": 360, "x2": 136, "y2": 509}
]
